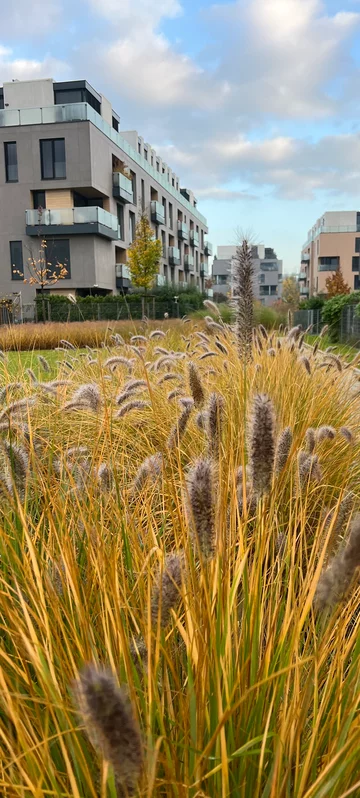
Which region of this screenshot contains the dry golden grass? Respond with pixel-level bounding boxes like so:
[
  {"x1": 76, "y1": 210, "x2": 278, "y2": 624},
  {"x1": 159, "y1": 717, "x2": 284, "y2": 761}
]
[
  {"x1": 0, "y1": 318, "x2": 181, "y2": 351},
  {"x1": 0, "y1": 321, "x2": 359, "y2": 797}
]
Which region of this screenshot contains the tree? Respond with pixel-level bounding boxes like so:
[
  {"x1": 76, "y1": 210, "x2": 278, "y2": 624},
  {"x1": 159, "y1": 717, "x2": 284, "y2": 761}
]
[
  {"x1": 13, "y1": 238, "x2": 68, "y2": 322},
  {"x1": 127, "y1": 213, "x2": 162, "y2": 292},
  {"x1": 281, "y1": 275, "x2": 300, "y2": 308},
  {"x1": 325, "y1": 269, "x2": 350, "y2": 298}
]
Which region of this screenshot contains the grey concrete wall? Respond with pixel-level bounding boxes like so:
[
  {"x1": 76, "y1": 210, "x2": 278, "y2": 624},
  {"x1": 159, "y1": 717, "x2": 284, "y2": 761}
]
[{"x1": 4, "y1": 79, "x2": 54, "y2": 110}]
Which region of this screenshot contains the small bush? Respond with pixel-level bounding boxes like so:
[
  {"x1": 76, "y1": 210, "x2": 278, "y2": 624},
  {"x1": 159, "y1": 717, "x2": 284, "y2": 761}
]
[
  {"x1": 253, "y1": 302, "x2": 287, "y2": 329},
  {"x1": 322, "y1": 291, "x2": 360, "y2": 341}
]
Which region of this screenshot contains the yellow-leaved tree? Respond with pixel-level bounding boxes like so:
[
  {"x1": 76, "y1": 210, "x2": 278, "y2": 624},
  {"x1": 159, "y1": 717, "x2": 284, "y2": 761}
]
[
  {"x1": 127, "y1": 213, "x2": 162, "y2": 293},
  {"x1": 13, "y1": 238, "x2": 68, "y2": 323}
]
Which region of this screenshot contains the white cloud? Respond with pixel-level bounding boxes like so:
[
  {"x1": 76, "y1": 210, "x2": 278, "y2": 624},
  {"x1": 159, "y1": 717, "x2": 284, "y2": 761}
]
[
  {"x1": 1, "y1": 0, "x2": 60, "y2": 36},
  {"x1": 0, "y1": 45, "x2": 69, "y2": 83},
  {"x1": 87, "y1": 0, "x2": 181, "y2": 27},
  {"x1": 195, "y1": 187, "x2": 258, "y2": 202}
]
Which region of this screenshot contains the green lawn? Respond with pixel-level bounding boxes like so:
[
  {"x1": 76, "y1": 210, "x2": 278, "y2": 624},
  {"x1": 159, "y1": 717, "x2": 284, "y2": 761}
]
[
  {"x1": 0, "y1": 348, "x2": 88, "y2": 382},
  {"x1": 305, "y1": 334, "x2": 359, "y2": 362}
]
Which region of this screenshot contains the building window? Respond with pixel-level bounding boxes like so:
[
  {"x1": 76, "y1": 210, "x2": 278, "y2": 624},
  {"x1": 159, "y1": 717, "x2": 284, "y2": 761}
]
[
  {"x1": 318, "y1": 256, "x2": 339, "y2": 271},
  {"x1": 112, "y1": 116, "x2": 119, "y2": 132},
  {"x1": 201, "y1": 230, "x2": 204, "y2": 249},
  {"x1": 176, "y1": 181, "x2": 179, "y2": 191},
  {"x1": 40, "y1": 138, "x2": 66, "y2": 180},
  {"x1": 161, "y1": 230, "x2": 166, "y2": 256},
  {"x1": 355, "y1": 275, "x2": 360, "y2": 290},
  {"x1": 117, "y1": 204, "x2": 124, "y2": 240},
  {"x1": 4, "y1": 142, "x2": 18, "y2": 182},
  {"x1": 195, "y1": 250, "x2": 198, "y2": 271},
  {"x1": 33, "y1": 190, "x2": 46, "y2": 209},
  {"x1": 162, "y1": 167, "x2": 165, "y2": 174},
  {"x1": 355, "y1": 238, "x2": 360, "y2": 253},
  {"x1": 138, "y1": 140, "x2": 141, "y2": 154},
  {"x1": 169, "y1": 202, "x2": 173, "y2": 229},
  {"x1": 44, "y1": 238, "x2": 71, "y2": 278},
  {"x1": 172, "y1": 177, "x2": 175, "y2": 187},
  {"x1": 130, "y1": 171, "x2": 137, "y2": 205},
  {"x1": 162, "y1": 197, "x2": 167, "y2": 225},
  {"x1": 10, "y1": 241, "x2": 24, "y2": 280},
  {"x1": 129, "y1": 211, "x2": 136, "y2": 243},
  {"x1": 352, "y1": 256, "x2": 360, "y2": 271},
  {"x1": 144, "y1": 147, "x2": 148, "y2": 161},
  {"x1": 156, "y1": 160, "x2": 160, "y2": 172},
  {"x1": 141, "y1": 179, "x2": 145, "y2": 212},
  {"x1": 167, "y1": 171, "x2": 170, "y2": 182},
  {"x1": 260, "y1": 261, "x2": 278, "y2": 271},
  {"x1": 151, "y1": 155, "x2": 154, "y2": 166}
]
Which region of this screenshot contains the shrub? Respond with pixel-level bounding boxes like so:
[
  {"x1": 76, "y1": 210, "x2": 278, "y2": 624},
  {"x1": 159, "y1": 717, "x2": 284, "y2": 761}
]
[
  {"x1": 253, "y1": 301, "x2": 287, "y2": 329},
  {"x1": 322, "y1": 291, "x2": 360, "y2": 341},
  {"x1": 300, "y1": 296, "x2": 325, "y2": 310}
]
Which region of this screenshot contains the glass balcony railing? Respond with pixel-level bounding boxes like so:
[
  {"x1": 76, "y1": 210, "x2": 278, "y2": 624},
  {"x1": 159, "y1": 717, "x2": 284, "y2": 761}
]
[
  {"x1": 298, "y1": 272, "x2": 307, "y2": 280},
  {"x1": 204, "y1": 241, "x2": 213, "y2": 256},
  {"x1": 300, "y1": 286, "x2": 309, "y2": 295},
  {"x1": 25, "y1": 206, "x2": 119, "y2": 232},
  {"x1": 116, "y1": 264, "x2": 131, "y2": 280},
  {"x1": 178, "y1": 221, "x2": 188, "y2": 241},
  {"x1": 190, "y1": 230, "x2": 199, "y2": 247},
  {"x1": 301, "y1": 254, "x2": 310, "y2": 262},
  {"x1": 151, "y1": 201, "x2": 165, "y2": 225},
  {"x1": 156, "y1": 274, "x2": 166, "y2": 286},
  {"x1": 184, "y1": 254, "x2": 194, "y2": 269},
  {"x1": 0, "y1": 102, "x2": 207, "y2": 225},
  {"x1": 169, "y1": 247, "x2": 180, "y2": 266},
  {"x1": 112, "y1": 172, "x2": 134, "y2": 203},
  {"x1": 303, "y1": 225, "x2": 360, "y2": 248}
]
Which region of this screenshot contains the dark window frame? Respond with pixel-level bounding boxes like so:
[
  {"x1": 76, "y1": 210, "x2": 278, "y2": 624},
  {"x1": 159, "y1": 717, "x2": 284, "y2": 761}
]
[
  {"x1": 117, "y1": 204, "x2": 124, "y2": 240},
  {"x1": 40, "y1": 138, "x2": 66, "y2": 180},
  {"x1": 355, "y1": 238, "x2": 360, "y2": 253},
  {"x1": 10, "y1": 241, "x2": 24, "y2": 281},
  {"x1": 43, "y1": 238, "x2": 71, "y2": 279},
  {"x1": 112, "y1": 116, "x2": 119, "y2": 132},
  {"x1": 352, "y1": 256, "x2": 360, "y2": 271},
  {"x1": 4, "y1": 142, "x2": 18, "y2": 183}
]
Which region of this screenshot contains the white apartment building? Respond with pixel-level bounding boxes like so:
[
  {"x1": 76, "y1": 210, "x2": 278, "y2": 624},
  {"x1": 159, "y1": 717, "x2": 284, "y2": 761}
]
[{"x1": 212, "y1": 244, "x2": 283, "y2": 306}]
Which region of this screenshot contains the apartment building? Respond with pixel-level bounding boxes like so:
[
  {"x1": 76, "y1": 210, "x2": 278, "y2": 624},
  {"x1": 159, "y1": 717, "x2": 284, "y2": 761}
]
[
  {"x1": 0, "y1": 78, "x2": 211, "y2": 303},
  {"x1": 300, "y1": 211, "x2": 360, "y2": 297},
  {"x1": 212, "y1": 245, "x2": 282, "y2": 306}
]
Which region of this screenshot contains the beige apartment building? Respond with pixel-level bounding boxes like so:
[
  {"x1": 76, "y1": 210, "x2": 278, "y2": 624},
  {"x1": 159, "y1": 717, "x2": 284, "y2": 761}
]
[{"x1": 300, "y1": 211, "x2": 360, "y2": 297}]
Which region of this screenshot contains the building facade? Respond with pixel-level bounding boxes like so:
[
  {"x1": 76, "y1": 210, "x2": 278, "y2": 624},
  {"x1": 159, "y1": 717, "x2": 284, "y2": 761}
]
[
  {"x1": 212, "y1": 244, "x2": 282, "y2": 306},
  {"x1": 300, "y1": 211, "x2": 360, "y2": 297},
  {"x1": 0, "y1": 78, "x2": 211, "y2": 303}
]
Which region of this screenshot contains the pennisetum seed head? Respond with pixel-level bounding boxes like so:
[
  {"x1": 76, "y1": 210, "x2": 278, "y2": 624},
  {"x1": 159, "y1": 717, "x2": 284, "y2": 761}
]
[
  {"x1": 299, "y1": 356, "x2": 311, "y2": 375},
  {"x1": 316, "y1": 425, "x2": 336, "y2": 443},
  {"x1": 188, "y1": 361, "x2": 205, "y2": 407},
  {"x1": 248, "y1": 393, "x2": 275, "y2": 495},
  {"x1": 339, "y1": 426, "x2": 354, "y2": 444},
  {"x1": 71, "y1": 384, "x2": 102, "y2": 412},
  {"x1": 274, "y1": 426, "x2": 293, "y2": 474},
  {"x1": 233, "y1": 239, "x2": 254, "y2": 361},
  {"x1": 133, "y1": 452, "x2": 162, "y2": 493},
  {"x1": 186, "y1": 458, "x2": 215, "y2": 559},
  {"x1": 116, "y1": 400, "x2": 150, "y2": 419},
  {"x1": 167, "y1": 404, "x2": 192, "y2": 449},
  {"x1": 206, "y1": 392, "x2": 225, "y2": 460},
  {"x1": 314, "y1": 514, "x2": 360, "y2": 612},
  {"x1": 305, "y1": 427, "x2": 316, "y2": 454},
  {"x1": 73, "y1": 665, "x2": 143, "y2": 797}
]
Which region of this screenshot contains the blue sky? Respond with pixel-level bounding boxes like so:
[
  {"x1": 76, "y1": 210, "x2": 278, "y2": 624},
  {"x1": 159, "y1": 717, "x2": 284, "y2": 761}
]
[{"x1": 2, "y1": 0, "x2": 360, "y2": 272}]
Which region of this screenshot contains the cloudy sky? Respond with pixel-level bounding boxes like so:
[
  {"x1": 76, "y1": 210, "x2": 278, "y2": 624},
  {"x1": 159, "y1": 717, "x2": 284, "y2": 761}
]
[{"x1": 2, "y1": 0, "x2": 360, "y2": 272}]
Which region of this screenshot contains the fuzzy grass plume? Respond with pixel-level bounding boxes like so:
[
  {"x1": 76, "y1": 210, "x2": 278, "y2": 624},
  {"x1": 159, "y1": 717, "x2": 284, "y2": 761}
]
[
  {"x1": 233, "y1": 239, "x2": 254, "y2": 361},
  {"x1": 248, "y1": 393, "x2": 275, "y2": 495}
]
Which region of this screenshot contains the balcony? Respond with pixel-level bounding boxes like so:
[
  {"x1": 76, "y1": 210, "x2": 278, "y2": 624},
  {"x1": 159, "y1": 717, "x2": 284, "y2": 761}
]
[
  {"x1": 25, "y1": 207, "x2": 119, "y2": 240},
  {"x1": 298, "y1": 272, "x2": 307, "y2": 281},
  {"x1": 116, "y1": 263, "x2": 131, "y2": 291},
  {"x1": 300, "y1": 286, "x2": 309, "y2": 296},
  {"x1": 204, "y1": 241, "x2": 213, "y2": 256},
  {"x1": 200, "y1": 263, "x2": 208, "y2": 278},
  {"x1": 0, "y1": 101, "x2": 207, "y2": 227},
  {"x1": 113, "y1": 173, "x2": 134, "y2": 203},
  {"x1": 156, "y1": 274, "x2": 166, "y2": 286},
  {"x1": 189, "y1": 230, "x2": 199, "y2": 247},
  {"x1": 184, "y1": 254, "x2": 194, "y2": 271},
  {"x1": 301, "y1": 254, "x2": 310, "y2": 263},
  {"x1": 151, "y1": 201, "x2": 165, "y2": 225},
  {"x1": 169, "y1": 247, "x2": 180, "y2": 266},
  {"x1": 178, "y1": 221, "x2": 188, "y2": 241}
]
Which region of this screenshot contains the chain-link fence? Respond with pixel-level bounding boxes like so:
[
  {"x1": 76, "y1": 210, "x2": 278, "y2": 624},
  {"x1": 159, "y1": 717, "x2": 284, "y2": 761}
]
[{"x1": 339, "y1": 305, "x2": 360, "y2": 345}]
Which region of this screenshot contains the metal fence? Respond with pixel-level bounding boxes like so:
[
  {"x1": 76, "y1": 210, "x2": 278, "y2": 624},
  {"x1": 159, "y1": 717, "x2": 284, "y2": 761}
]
[
  {"x1": 293, "y1": 309, "x2": 323, "y2": 335},
  {"x1": 339, "y1": 305, "x2": 360, "y2": 344},
  {"x1": 17, "y1": 298, "x2": 199, "y2": 324}
]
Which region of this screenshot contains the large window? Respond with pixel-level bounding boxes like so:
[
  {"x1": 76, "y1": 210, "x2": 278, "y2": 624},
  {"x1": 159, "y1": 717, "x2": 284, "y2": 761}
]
[
  {"x1": 33, "y1": 190, "x2": 46, "y2": 209},
  {"x1": 260, "y1": 261, "x2": 278, "y2": 271},
  {"x1": 169, "y1": 202, "x2": 173, "y2": 229},
  {"x1": 318, "y1": 256, "x2": 339, "y2": 271},
  {"x1": 44, "y1": 239, "x2": 71, "y2": 278},
  {"x1": 4, "y1": 142, "x2": 18, "y2": 182},
  {"x1": 117, "y1": 204, "x2": 124, "y2": 240},
  {"x1": 40, "y1": 139, "x2": 66, "y2": 180},
  {"x1": 355, "y1": 275, "x2": 360, "y2": 290},
  {"x1": 54, "y1": 87, "x2": 101, "y2": 114},
  {"x1": 352, "y1": 256, "x2": 360, "y2": 271},
  {"x1": 129, "y1": 212, "x2": 136, "y2": 243},
  {"x1": 10, "y1": 241, "x2": 24, "y2": 280},
  {"x1": 162, "y1": 197, "x2": 167, "y2": 225},
  {"x1": 355, "y1": 238, "x2": 360, "y2": 253}
]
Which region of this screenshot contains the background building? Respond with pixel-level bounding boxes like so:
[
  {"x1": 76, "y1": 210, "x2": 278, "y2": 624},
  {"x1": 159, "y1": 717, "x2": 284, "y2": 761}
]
[
  {"x1": 300, "y1": 211, "x2": 360, "y2": 297},
  {"x1": 0, "y1": 78, "x2": 211, "y2": 303},
  {"x1": 212, "y1": 244, "x2": 282, "y2": 306}
]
